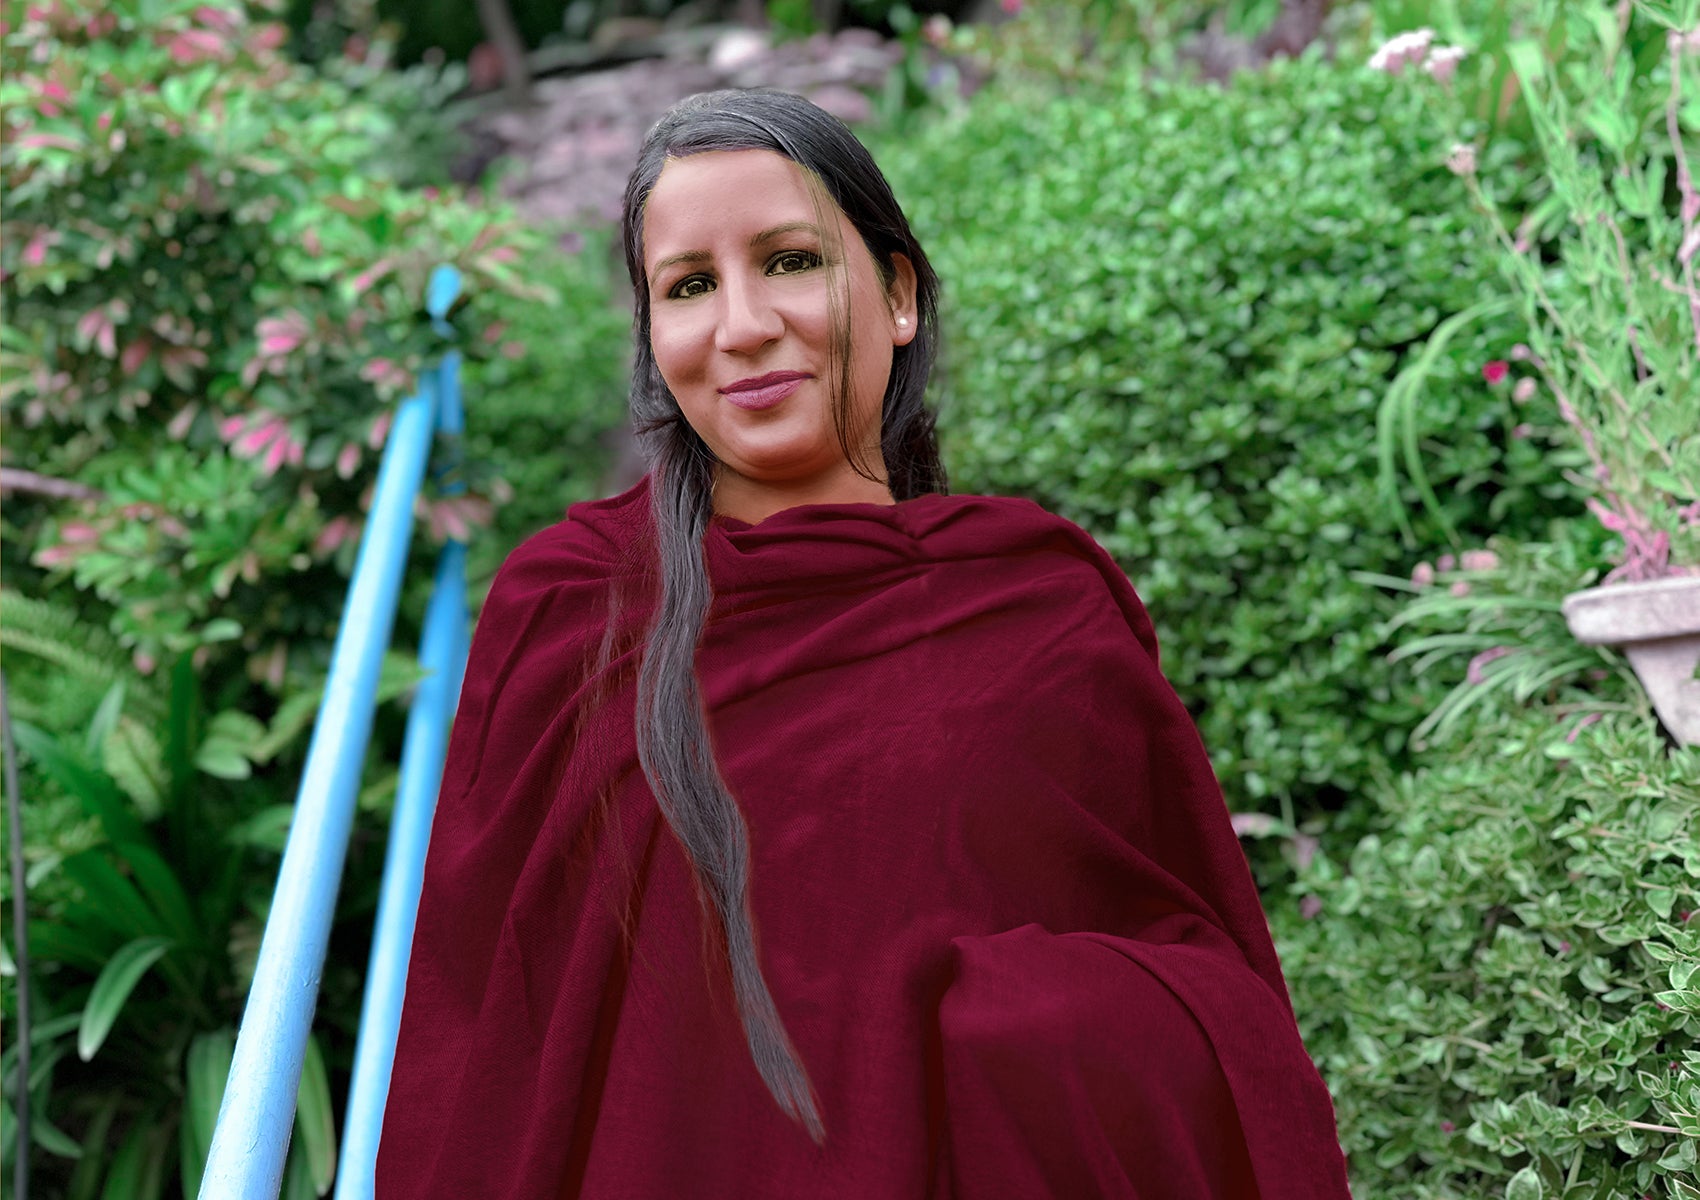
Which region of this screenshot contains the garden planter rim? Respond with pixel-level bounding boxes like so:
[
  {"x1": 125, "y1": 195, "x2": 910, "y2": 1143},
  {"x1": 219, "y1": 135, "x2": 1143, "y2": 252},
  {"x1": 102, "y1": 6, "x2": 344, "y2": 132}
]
[{"x1": 1560, "y1": 574, "x2": 1700, "y2": 645}]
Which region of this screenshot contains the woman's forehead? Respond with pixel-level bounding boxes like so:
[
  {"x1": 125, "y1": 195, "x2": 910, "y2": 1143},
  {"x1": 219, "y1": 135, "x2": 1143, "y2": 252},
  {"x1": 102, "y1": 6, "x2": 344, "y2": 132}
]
[{"x1": 643, "y1": 150, "x2": 841, "y2": 265}]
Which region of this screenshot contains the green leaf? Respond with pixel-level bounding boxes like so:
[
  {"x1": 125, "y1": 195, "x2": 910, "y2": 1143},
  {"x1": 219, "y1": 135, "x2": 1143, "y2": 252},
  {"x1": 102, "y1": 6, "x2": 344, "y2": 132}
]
[
  {"x1": 35, "y1": 1111, "x2": 85, "y2": 1157},
  {"x1": 86, "y1": 679, "x2": 127, "y2": 758},
  {"x1": 78, "y1": 935, "x2": 174, "y2": 1061},
  {"x1": 99, "y1": 1116, "x2": 173, "y2": 1200},
  {"x1": 1505, "y1": 1165, "x2": 1543, "y2": 1200},
  {"x1": 61, "y1": 848, "x2": 166, "y2": 941},
  {"x1": 1647, "y1": 887, "x2": 1675, "y2": 917},
  {"x1": 295, "y1": 1033, "x2": 338, "y2": 1195},
  {"x1": 67, "y1": 1094, "x2": 123, "y2": 1200},
  {"x1": 13, "y1": 720, "x2": 144, "y2": 844},
  {"x1": 181, "y1": 1029, "x2": 235, "y2": 1199}
]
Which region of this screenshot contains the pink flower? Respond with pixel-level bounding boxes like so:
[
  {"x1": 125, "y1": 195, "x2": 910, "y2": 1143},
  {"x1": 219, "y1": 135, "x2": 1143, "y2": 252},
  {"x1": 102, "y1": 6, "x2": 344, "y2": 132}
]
[
  {"x1": 367, "y1": 410, "x2": 393, "y2": 450},
  {"x1": 1511, "y1": 423, "x2": 1533, "y2": 439},
  {"x1": 120, "y1": 336, "x2": 151, "y2": 374},
  {"x1": 1439, "y1": 1121, "x2": 1455, "y2": 1133},
  {"x1": 999, "y1": 0, "x2": 1021, "y2": 12},
  {"x1": 167, "y1": 405, "x2": 198, "y2": 440},
  {"x1": 21, "y1": 229, "x2": 55, "y2": 267},
  {"x1": 1445, "y1": 143, "x2": 1477, "y2": 177},
  {"x1": 335, "y1": 443, "x2": 361, "y2": 480},
  {"x1": 1411, "y1": 561, "x2": 1435, "y2": 587},
  {"x1": 1460, "y1": 549, "x2": 1499, "y2": 571},
  {"x1": 1422, "y1": 45, "x2": 1466, "y2": 85},
  {"x1": 1586, "y1": 497, "x2": 1631, "y2": 533},
  {"x1": 1482, "y1": 360, "x2": 1509, "y2": 384},
  {"x1": 1512, "y1": 378, "x2": 1536, "y2": 403},
  {"x1": 1449, "y1": 580, "x2": 1471, "y2": 597}
]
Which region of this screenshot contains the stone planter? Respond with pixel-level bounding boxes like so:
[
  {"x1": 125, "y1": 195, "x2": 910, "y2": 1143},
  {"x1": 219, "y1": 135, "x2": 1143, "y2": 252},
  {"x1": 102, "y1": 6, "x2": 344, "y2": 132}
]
[{"x1": 1561, "y1": 575, "x2": 1700, "y2": 746}]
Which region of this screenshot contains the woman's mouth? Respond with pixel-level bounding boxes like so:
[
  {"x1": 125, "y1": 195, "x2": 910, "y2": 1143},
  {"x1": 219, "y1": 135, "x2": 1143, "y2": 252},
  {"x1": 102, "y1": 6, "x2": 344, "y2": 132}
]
[{"x1": 720, "y1": 372, "x2": 811, "y2": 411}]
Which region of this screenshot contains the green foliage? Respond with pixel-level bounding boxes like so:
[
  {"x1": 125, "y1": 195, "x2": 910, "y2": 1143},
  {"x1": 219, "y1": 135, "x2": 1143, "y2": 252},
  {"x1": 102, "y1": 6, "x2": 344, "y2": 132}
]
[
  {"x1": 0, "y1": 654, "x2": 345, "y2": 1199},
  {"x1": 0, "y1": 0, "x2": 547, "y2": 676},
  {"x1": 877, "y1": 51, "x2": 1566, "y2": 810},
  {"x1": 1271, "y1": 700, "x2": 1700, "y2": 1198},
  {"x1": 461, "y1": 231, "x2": 631, "y2": 587},
  {"x1": 1372, "y1": 527, "x2": 1636, "y2": 748}
]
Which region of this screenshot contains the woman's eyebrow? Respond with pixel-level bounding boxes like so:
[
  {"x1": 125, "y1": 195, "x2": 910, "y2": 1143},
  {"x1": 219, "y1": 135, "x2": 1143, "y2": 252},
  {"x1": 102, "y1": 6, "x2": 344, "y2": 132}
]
[{"x1": 651, "y1": 222, "x2": 822, "y2": 275}]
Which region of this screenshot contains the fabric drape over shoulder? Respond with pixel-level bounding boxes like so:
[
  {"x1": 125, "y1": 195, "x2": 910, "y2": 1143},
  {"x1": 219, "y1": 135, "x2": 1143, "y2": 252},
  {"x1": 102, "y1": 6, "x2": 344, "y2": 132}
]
[{"x1": 376, "y1": 477, "x2": 1351, "y2": 1199}]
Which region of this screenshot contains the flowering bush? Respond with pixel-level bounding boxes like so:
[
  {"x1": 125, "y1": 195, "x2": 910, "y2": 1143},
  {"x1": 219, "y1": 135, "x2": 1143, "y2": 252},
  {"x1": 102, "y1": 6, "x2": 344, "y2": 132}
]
[
  {"x1": 0, "y1": 0, "x2": 550, "y2": 677},
  {"x1": 1374, "y1": 0, "x2": 1700, "y2": 579}
]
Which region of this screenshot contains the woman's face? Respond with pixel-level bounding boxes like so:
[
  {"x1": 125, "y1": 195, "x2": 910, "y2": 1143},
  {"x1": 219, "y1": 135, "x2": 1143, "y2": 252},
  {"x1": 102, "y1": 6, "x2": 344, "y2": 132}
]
[{"x1": 642, "y1": 148, "x2": 918, "y2": 521}]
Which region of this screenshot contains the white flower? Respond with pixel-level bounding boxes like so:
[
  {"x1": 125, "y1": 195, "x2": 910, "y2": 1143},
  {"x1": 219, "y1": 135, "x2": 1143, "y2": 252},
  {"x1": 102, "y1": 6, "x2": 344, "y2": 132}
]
[
  {"x1": 1368, "y1": 27, "x2": 1436, "y2": 75},
  {"x1": 1423, "y1": 45, "x2": 1467, "y2": 85}
]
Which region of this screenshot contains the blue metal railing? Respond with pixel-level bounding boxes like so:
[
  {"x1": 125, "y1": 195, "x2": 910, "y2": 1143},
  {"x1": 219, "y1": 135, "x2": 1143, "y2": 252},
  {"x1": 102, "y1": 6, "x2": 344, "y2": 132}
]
[{"x1": 200, "y1": 267, "x2": 470, "y2": 1200}]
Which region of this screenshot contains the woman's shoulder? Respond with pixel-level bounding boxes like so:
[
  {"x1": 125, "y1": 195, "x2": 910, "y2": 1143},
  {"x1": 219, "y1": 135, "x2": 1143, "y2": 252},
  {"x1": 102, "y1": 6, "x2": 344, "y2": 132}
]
[{"x1": 484, "y1": 477, "x2": 653, "y2": 609}]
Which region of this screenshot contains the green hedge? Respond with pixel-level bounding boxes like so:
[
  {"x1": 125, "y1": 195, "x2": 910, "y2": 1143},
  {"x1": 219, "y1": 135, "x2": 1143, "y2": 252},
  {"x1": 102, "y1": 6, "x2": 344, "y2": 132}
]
[
  {"x1": 876, "y1": 52, "x2": 1570, "y2": 812},
  {"x1": 1272, "y1": 698, "x2": 1700, "y2": 1198}
]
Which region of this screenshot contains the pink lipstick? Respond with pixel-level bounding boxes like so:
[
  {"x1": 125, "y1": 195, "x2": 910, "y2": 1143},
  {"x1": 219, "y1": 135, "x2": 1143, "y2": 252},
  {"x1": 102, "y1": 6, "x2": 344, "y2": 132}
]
[{"x1": 720, "y1": 371, "x2": 810, "y2": 411}]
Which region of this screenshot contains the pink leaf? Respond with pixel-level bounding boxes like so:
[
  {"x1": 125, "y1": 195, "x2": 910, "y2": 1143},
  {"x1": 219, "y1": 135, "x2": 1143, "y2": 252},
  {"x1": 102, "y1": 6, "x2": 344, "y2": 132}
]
[
  {"x1": 335, "y1": 443, "x2": 361, "y2": 479},
  {"x1": 121, "y1": 337, "x2": 151, "y2": 374},
  {"x1": 1586, "y1": 497, "x2": 1630, "y2": 533}
]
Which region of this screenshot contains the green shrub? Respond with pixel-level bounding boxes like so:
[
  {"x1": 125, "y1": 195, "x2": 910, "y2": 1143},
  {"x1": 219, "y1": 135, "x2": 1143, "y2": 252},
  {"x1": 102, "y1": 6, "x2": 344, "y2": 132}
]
[
  {"x1": 876, "y1": 52, "x2": 1569, "y2": 812},
  {"x1": 461, "y1": 230, "x2": 632, "y2": 589},
  {"x1": 1271, "y1": 694, "x2": 1700, "y2": 1198}
]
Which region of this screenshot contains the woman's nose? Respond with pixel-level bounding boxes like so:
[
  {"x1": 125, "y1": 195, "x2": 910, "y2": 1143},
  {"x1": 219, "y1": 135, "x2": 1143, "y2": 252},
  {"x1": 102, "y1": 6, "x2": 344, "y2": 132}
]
[{"x1": 714, "y1": 276, "x2": 783, "y2": 354}]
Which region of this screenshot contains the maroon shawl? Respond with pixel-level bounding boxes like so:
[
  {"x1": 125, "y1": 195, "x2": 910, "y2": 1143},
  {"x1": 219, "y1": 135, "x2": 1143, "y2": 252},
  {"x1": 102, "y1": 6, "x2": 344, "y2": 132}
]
[{"x1": 376, "y1": 476, "x2": 1350, "y2": 1198}]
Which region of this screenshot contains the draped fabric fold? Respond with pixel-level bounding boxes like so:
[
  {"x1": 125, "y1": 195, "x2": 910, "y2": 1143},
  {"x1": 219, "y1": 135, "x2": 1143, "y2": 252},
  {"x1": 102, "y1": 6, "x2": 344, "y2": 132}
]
[{"x1": 376, "y1": 476, "x2": 1351, "y2": 1199}]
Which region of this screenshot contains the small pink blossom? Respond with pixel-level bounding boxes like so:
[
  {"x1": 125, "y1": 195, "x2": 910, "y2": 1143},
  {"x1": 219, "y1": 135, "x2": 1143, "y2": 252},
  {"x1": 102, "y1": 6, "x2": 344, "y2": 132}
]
[
  {"x1": 1482, "y1": 360, "x2": 1509, "y2": 384},
  {"x1": 1422, "y1": 45, "x2": 1466, "y2": 85},
  {"x1": 1512, "y1": 378, "x2": 1536, "y2": 403},
  {"x1": 1511, "y1": 423, "x2": 1533, "y2": 439},
  {"x1": 1460, "y1": 549, "x2": 1499, "y2": 571},
  {"x1": 335, "y1": 442, "x2": 361, "y2": 479},
  {"x1": 1586, "y1": 497, "x2": 1631, "y2": 533},
  {"x1": 1439, "y1": 1120, "x2": 1455, "y2": 1133},
  {"x1": 1411, "y1": 561, "x2": 1435, "y2": 587},
  {"x1": 21, "y1": 229, "x2": 56, "y2": 267},
  {"x1": 999, "y1": 0, "x2": 1021, "y2": 13},
  {"x1": 1449, "y1": 580, "x2": 1471, "y2": 597},
  {"x1": 1437, "y1": 553, "x2": 1457, "y2": 572},
  {"x1": 167, "y1": 405, "x2": 198, "y2": 440},
  {"x1": 1299, "y1": 895, "x2": 1324, "y2": 920},
  {"x1": 367, "y1": 410, "x2": 393, "y2": 449}
]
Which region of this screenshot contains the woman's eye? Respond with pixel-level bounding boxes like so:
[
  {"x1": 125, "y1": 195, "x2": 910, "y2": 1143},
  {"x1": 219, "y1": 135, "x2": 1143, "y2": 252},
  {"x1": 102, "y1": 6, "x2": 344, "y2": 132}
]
[
  {"x1": 669, "y1": 275, "x2": 713, "y2": 300},
  {"x1": 769, "y1": 250, "x2": 821, "y2": 275}
]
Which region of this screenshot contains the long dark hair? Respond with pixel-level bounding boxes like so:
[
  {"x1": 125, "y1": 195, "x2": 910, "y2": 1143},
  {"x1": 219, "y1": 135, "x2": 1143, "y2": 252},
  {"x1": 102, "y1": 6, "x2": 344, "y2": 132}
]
[{"x1": 618, "y1": 89, "x2": 945, "y2": 1140}]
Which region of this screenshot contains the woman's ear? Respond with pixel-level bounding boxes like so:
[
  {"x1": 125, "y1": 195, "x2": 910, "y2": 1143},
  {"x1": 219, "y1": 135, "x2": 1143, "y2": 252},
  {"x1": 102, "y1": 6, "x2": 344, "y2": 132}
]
[{"x1": 888, "y1": 252, "x2": 919, "y2": 347}]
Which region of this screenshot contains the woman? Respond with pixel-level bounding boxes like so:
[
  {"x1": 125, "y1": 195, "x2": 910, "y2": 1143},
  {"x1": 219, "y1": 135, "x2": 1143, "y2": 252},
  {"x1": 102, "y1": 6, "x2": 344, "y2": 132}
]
[{"x1": 377, "y1": 89, "x2": 1351, "y2": 1198}]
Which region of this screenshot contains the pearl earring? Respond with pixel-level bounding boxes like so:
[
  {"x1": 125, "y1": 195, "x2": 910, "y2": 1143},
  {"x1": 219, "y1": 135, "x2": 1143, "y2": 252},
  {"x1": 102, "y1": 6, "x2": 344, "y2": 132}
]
[{"x1": 897, "y1": 317, "x2": 909, "y2": 327}]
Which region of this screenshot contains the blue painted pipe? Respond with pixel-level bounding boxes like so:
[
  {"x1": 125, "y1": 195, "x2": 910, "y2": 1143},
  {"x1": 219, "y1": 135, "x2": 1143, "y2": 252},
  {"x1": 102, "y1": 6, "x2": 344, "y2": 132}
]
[
  {"x1": 335, "y1": 334, "x2": 471, "y2": 1197},
  {"x1": 334, "y1": 533, "x2": 468, "y2": 1200},
  {"x1": 199, "y1": 378, "x2": 440, "y2": 1199}
]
